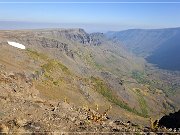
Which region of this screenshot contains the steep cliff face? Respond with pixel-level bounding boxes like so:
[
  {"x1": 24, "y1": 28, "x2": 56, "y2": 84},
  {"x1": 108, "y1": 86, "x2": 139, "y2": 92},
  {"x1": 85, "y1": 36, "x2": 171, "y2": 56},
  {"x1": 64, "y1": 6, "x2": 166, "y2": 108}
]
[{"x1": 33, "y1": 28, "x2": 103, "y2": 46}]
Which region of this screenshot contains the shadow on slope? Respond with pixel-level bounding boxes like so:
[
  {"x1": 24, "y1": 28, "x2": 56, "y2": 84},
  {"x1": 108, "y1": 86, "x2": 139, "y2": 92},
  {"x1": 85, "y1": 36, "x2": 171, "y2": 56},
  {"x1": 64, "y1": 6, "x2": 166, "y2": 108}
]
[
  {"x1": 146, "y1": 34, "x2": 180, "y2": 71},
  {"x1": 159, "y1": 110, "x2": 180, "y2": 129}
]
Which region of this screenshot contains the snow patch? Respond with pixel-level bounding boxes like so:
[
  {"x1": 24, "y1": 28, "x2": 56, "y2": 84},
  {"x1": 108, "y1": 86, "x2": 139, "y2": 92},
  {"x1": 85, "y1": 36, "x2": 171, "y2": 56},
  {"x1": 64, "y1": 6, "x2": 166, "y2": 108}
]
[{"x1": 7, "y1": 41, "x2": 26, "y2": 49}]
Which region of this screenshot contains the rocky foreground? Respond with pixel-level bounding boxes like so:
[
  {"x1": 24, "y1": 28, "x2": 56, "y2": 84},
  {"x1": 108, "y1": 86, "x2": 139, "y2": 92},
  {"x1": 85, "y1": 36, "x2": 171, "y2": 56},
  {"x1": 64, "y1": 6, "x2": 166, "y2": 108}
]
[{"x1": 0, "y1": 69, "x2": 179, "y2": 134}]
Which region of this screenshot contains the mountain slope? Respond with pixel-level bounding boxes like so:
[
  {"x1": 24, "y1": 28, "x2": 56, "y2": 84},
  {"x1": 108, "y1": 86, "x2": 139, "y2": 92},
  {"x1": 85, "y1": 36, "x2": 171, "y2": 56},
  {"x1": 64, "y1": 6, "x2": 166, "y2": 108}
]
[
  {"x1": 0, "y1": 68, "x2": 178, "y2": 133},
  {"x1": 0, "y1": 28, "x2": 179, "y2": 129},
  {"x1": 106, "y1": 28, "x2": 180, "y2": 71},
  {"x1": 146, "y1": 32, "x2": 180, "y2": 71}
]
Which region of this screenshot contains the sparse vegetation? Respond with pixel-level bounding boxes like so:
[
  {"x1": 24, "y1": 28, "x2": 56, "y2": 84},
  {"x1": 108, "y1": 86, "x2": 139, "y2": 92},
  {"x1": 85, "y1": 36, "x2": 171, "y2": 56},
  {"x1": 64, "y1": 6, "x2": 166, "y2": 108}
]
[
  {"x1": 133, "y1": 88, "x2": 148, "y2": 117},
  {"x1": 132, "y1": 71, "x2": 160, "y2": 93},
  {"x1": 132, "y1": 71, "x2": 149, "y2": 84},
  {"x1": 75, "y1": 50, "x2": 104, "y2": 70},
  {"x1": 26, "y1": 48, "x2": 48, "y2": 61},
  {"x1": 41, "y1": 59, "x2": 70, "y2": 74},
  {"x1": 150, "y1": 117, "x2": 159, "y2": 130},
  {"x1": 132, "y1": 70, "x2": 178, "y2": 97},
  {"x1": 27, "y1": 48, "x2": 70, "y2": 84},
  {"x1": 90, "y1": 76, "x2": 148, "y2": 117},
  {"x1": 64, "y1": 97, "x2": 68, "y2": 103},
  {"x1": 85, "y1": 105, "x2": 112, "y2": 123},
  {"x1": 27, "y1": 49, "x2": 69, "y2": 74}
]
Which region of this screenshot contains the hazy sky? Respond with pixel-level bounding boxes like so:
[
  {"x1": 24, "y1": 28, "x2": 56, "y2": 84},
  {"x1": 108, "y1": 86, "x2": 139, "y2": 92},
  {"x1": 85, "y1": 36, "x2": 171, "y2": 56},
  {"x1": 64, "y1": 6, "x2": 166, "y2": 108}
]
[{"x1": 0, "y1": 0, "x2": 180, "y2": 32}]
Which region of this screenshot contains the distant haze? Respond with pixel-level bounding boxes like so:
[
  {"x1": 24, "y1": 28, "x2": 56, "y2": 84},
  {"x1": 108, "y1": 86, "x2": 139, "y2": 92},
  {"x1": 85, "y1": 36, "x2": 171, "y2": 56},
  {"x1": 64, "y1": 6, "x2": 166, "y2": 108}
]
[
  {"x1": 0, "y1": 1, "x2": 180, "y2": 32},
  {"x1": 0, "y1": 21, "x2": 125, "y2": 32},
  {"x1": 0, "y1": 21, "x2": 178, "y2": 33}
]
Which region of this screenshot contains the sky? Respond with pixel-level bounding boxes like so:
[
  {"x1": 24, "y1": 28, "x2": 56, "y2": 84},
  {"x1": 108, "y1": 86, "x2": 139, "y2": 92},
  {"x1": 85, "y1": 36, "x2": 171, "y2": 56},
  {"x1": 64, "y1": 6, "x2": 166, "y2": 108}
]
[{"x1": 0, "y1": 0, "x2": 180, "y2": 32}]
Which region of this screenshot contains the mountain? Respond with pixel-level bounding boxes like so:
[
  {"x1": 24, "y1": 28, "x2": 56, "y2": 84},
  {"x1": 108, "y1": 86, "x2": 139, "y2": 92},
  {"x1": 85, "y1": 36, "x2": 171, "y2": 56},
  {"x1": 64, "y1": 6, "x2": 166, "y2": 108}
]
[
  {"x1": 106, "y1": 28, "x2": 180, "y2": 71},
  {"x1": 0, "y1": 28, "x2": 180, "y2": 133}
]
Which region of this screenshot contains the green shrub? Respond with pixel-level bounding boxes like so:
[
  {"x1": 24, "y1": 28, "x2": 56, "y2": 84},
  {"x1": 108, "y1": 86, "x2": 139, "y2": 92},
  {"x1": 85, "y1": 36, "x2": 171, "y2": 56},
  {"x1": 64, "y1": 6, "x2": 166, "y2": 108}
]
[{"x1": 134, "y1": 88, "x2": 149, "y2": 117}]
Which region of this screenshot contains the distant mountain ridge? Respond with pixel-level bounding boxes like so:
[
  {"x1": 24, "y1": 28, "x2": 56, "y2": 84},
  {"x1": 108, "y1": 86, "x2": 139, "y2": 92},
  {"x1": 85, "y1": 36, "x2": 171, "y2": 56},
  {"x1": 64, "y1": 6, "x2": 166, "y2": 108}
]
[
  {"x1": 106, "y1": 27, "x2": 180, "y2": 71},
  {"x1": 33, "y1": 28, "x2": 104, "y2": 46}
]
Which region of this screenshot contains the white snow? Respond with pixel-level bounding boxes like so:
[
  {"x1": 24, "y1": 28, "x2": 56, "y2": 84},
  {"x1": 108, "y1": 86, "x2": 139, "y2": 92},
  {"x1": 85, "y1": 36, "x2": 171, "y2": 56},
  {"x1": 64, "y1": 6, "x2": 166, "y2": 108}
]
[{"x1": 7, "y1": 41, "x2": 26, "y2": 49}]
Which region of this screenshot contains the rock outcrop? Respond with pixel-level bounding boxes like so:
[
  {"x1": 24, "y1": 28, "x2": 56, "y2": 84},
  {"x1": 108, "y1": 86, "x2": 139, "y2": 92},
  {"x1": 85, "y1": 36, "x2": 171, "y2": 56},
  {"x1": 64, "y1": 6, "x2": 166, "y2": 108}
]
[{"x1": 159, "y1": 110, "x2": 180, "y2": 129}]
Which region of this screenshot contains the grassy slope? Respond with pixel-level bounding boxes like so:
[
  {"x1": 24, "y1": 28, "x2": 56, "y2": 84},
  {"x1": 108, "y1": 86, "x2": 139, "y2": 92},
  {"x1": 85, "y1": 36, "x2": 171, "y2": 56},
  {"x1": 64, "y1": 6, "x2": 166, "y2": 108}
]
[
  {"x1": 91, "y1": 76, "x2": 149, "y2": 118},
  {"x1": 27, "y1": 48, "x2": 149, "y2": 118}
]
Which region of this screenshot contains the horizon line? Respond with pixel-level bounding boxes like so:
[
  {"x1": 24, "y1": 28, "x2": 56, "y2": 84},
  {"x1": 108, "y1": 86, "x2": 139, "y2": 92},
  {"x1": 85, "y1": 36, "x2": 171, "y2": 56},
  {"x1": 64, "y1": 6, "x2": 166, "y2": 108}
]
[{"x1": 0, "y1": 1, "x2": 180, "y2": 4}]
